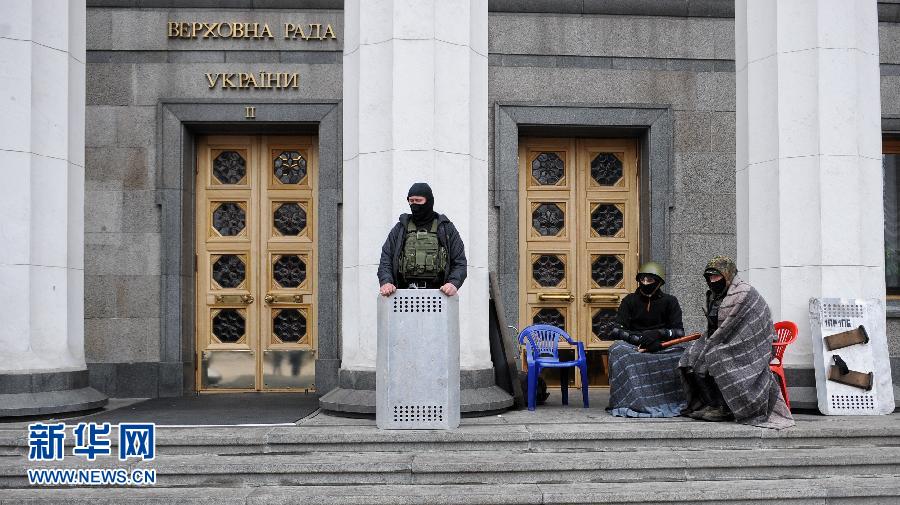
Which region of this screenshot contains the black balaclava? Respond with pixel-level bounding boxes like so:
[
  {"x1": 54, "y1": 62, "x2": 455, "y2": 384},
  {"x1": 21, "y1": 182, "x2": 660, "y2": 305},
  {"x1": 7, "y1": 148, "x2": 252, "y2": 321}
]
[
  {"x1": 704, "y1": 268, "x2": 727, "y2": 295},
  {"x1": 703, "y1": 255, "x2": 737, "y2": 296},
  {"x1": 407, "y1": 182, "x2": 436, "y2": 227},
  {"x1": 637, "y1": 275, "x2": 661, "y2": 297}
]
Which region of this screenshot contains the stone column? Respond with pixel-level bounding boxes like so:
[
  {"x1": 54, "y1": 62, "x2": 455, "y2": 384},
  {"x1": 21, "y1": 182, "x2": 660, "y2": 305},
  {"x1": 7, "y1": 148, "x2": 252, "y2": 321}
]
[
  {"x1": 735, "y1": 0, "x2": 885, "y2": 392},
  {"x1": 0, "y1": 0, "x2": 107, "y2": 415},
  {"x1": 321, "y1": 0, "x2": 511, "y2": 413}
]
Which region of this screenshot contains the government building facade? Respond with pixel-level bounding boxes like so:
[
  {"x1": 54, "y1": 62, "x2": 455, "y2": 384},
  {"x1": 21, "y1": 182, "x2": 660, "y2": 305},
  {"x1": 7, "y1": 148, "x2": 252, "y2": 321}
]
[{"x1": 2, "y1": 0, "x2": 899, "y2": 415}]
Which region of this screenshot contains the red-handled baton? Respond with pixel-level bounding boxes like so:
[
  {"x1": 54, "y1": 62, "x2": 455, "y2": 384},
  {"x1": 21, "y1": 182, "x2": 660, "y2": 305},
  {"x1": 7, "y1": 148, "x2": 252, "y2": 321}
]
[{"x1": 638, "y1": 332, "x2": 702, "y2": 352}]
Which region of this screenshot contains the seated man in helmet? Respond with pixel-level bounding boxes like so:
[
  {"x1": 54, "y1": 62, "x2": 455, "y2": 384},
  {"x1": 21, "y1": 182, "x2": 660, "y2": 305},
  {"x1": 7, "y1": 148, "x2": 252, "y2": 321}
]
[{"x1": 606, "y1": 261, "x2": 687, "y2": 417}]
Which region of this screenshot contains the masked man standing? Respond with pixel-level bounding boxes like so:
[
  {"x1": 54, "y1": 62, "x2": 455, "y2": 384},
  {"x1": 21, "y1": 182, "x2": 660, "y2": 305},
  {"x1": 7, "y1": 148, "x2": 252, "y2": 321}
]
[
  {"x1": 378, "y1": 183, "x2": 467, "y2": 296},
  {"x1": 605, "y1": 262, "x2": 687, "y2": 417}
]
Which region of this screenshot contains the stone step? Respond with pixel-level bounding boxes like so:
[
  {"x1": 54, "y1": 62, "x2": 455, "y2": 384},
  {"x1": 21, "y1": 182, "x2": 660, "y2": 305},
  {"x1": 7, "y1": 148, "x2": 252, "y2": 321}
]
[
  {"x1": 2, "y1": 446, "x2": 899, "y2": 488},
  {"x1": 2, "y1": 475, "x2": 899, "y2": 504},
  {"x1": 4, "y1": 420, "x2": 898, "y2": 456}
]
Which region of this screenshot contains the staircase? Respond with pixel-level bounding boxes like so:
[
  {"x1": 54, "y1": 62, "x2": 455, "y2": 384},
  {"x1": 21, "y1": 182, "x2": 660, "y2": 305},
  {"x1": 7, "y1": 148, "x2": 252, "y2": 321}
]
[{"x1": 1, "y1": 413, "x2": 899, "y2": 503}]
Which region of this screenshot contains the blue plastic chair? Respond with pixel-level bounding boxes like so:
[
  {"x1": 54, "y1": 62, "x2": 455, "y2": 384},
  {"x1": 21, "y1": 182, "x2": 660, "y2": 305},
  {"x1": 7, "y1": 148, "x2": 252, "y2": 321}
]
[{"x1": 518, "y1": 324, "x2": 589, "y2": 411}]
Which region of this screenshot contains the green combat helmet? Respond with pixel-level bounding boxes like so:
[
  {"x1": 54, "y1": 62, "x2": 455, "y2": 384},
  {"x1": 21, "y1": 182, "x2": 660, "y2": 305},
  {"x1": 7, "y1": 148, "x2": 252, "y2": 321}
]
[{"x1": 636, "y1": 261, "x2": 666, "y2": 284}]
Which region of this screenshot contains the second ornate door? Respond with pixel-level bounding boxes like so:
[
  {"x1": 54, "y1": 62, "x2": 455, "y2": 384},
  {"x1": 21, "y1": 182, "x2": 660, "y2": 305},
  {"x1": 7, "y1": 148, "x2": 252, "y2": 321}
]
[{"x1": 518, "y1": 138, "x2": 640, "y2": 387}]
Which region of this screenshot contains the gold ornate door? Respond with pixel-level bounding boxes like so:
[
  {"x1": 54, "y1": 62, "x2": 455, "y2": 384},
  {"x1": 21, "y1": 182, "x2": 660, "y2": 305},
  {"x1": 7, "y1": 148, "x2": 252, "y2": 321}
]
[
  {"x1": 518, "y1": 138, "x2": 639, "y2": 387},
  {"x1": 196, "y1": 135, "x2": 318, "y2": 391}
]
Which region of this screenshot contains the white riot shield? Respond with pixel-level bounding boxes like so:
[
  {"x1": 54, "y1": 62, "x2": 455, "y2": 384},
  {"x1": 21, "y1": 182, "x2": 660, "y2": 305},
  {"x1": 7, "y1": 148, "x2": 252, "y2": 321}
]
[
  {"x1": 376, "y1": 289, "x2": 460, "y2": 429},
  {"x1": 808, "y1": 298, "x2": 894, "y2": 415}
]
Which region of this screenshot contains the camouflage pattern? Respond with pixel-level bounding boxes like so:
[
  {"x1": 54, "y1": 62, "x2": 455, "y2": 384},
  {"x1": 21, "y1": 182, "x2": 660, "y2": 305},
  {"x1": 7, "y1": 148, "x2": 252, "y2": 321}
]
[{"x1": 705, "y1": 255, "x2": 738, "y2": 285}]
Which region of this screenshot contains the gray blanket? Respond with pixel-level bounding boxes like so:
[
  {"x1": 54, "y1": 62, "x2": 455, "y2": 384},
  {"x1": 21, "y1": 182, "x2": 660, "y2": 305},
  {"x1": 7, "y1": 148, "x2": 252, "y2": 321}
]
[
  {"x1": 679, "y1": 277, "x2": 794, "y2": 429},
  {"x1": 608, "y1": 341, "x2": 687, "y2": 417}
]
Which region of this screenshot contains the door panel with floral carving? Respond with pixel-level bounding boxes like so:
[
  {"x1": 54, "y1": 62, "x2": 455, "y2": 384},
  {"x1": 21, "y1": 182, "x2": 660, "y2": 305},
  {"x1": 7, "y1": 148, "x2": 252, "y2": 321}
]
[
  {"x1": 196, "y1": 136, "x2": 317, "y2": 392},
  {"x1": 519, "y1": 138, "x2": 639, "y2": 387}
]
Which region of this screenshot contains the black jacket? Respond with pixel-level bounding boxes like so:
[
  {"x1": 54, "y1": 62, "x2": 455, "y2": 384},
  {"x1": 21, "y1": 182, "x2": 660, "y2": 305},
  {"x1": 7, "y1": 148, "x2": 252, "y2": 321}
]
[
  {"x1": 607, "y1": 289, "x2": 684, "y2": 343},
  {"x1": 377, "y1": 213, "x2": 468, "y2": 288}
]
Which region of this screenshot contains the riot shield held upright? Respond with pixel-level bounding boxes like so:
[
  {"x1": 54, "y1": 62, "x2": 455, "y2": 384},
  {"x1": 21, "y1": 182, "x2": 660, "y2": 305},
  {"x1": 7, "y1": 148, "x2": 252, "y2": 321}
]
[{"x1": 376, "y1": 289, "x2": 460, "y2": 429}]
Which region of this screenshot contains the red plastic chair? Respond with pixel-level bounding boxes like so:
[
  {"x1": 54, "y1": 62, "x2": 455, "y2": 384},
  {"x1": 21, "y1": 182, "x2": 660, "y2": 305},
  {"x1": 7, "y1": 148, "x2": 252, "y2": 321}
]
[{"x1": 771, "y1": 321, "x2": 799, "y2": 410}]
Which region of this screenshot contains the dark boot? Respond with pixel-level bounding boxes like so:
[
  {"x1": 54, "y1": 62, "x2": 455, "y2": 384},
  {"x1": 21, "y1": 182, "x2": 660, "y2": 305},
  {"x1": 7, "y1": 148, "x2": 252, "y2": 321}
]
[
  {"x1": 700, "y1": 405, "x2": 734, "y2": 422},
  {"x1": 688, "y1": 406, "x2": 714, "y2": 420},
  {"x1": 698, "y1": 375, "x2": 732, "y2": 422},
  {"x1": 681, "y1": 370, "x2": 712, "y2": 419}
]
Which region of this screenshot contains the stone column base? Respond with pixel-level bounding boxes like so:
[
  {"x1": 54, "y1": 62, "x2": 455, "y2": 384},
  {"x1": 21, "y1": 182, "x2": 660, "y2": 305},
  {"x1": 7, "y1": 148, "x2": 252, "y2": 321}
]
[
  {"x1": 320, "y1": 368, "x2": 513, "y2": 415},
  {"x1": 0, "y1": 370, "x2": 108, "y2": 417}
]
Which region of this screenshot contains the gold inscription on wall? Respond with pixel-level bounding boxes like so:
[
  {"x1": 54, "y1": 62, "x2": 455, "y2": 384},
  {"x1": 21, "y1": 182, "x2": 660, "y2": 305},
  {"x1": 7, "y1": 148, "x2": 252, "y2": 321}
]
[
  {"x1": 168, "y1": 22, "x2": 337, "y2": 41},
  {"x1": 205, "y1": 72, "x2": 299, "y2": 90}
]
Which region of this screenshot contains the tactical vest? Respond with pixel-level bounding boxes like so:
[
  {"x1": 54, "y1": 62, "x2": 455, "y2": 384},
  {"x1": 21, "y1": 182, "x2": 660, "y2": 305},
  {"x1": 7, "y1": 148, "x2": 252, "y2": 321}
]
[{"x1": 399, "y1": 219, "x2": 447, "y2": 283}]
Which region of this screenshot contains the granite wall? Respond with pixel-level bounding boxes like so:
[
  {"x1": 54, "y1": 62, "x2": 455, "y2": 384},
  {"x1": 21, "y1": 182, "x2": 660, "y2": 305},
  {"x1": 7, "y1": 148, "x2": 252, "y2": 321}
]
[
  {"x1": 486, "y1": 12, "x2": 736, "y2": 335},
  {"x1": 84, "y1": 7, "x2": 343, "y2": 397},
  {"x1": 881, "y1": 18, "x2": 900, "y2": 380},
  {"x1": 486, "y1": 11, "x2": 900, "y2": 395},
  {"x1": 83, "y1": 1, "x2": 900, "y2": 398}
]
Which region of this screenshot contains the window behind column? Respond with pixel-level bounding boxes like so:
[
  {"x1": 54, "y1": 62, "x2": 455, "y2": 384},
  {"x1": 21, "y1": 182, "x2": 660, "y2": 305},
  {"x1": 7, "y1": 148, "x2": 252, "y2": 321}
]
[{"x1": 885, "y1": 138, "x2": 900, "y2": 296}]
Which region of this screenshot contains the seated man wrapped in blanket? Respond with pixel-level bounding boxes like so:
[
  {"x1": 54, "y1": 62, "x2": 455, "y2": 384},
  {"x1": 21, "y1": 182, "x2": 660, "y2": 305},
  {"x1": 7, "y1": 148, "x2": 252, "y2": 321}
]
[
  {"x1": 678, "y1": 256, "x2": 794, "y2": 429},
  {"x1": 606, "y1": 261, "x2": 688, "y2": 417}
]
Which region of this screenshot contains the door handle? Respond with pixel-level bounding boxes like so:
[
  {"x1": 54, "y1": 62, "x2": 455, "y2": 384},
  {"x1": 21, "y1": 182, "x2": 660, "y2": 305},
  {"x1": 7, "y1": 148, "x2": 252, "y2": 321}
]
[
  {"x1": 538, "y1": 293, "x2": 575, "y2": 302},
  {"x1": 583, "y1": 293, "x2": 620, "y2": 304},
  {"x1": 214, "y1": 294, "x2": 254, "y2": 305},
  {"x1": 265, "y1": 293, "x2": 304, "y2": 304}
]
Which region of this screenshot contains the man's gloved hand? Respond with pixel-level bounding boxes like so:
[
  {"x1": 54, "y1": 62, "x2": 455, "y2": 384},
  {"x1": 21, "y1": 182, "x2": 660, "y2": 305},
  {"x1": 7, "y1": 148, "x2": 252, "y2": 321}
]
[
  {"x1": 622, "y1": 331, "x2": 642, "y2": 346},
  {"x1": 638, "y1": 330, "x2": 664, "y2": 352},
  {"x1": 656, "y1": 328, "x2": 674, "y2": 341}
]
